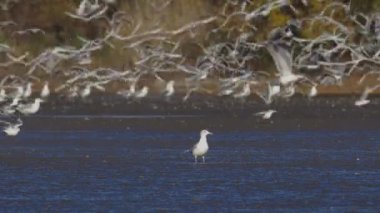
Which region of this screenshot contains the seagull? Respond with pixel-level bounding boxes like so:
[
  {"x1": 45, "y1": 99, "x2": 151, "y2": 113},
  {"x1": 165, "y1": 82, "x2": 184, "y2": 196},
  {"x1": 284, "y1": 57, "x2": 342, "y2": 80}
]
[
  {"x1": 9, "y1": 97, "x2": 20, "y2": 107},
  {"x1": 308, "y1": 85, "x2": 318, "y2": 98},
  {"x1": 76, "y1": 0, "x2": 90, "y2": 16},
  {"x1": 16, "y1": 98, "x2": 44, "y2": 115},
  {"x1": 267, "y1": 82, "x2": 281, "y2": 103},
  {"x1": 117, "y1": 83, "x2": 136, "y2": 98},
  {"x1": 134, "y1": 86, "x2": 149, "y2": 98},
  {"x1": 40, "y1": 81, "x2": 50, "y2": 98},
  {"x1": 233, "y1": 83, "x2": 251, "y2": 98},
  {"x1": 255, "y1": 109, "x2": 277, "y2": 120},
  {"x1": 281, "y1": 85, "x2": 295, "y2": 98},
  {"x1": 74, "y1": 0, "x2": 102, "y2": 18},
  {"x1": 0, "y1": 97, "x2": 18, "y2": 115},
  {"x1": 355, "y1": 85, "x2": 380, "y2": 107},
  {"x1": 2, "y1": 118, "x2": 23, "y2": 136},
  {"x1": 218, "y1": 86, "x2": 235, "y2": 96},
  {"x1": 188, "y1": 129, "x2": 213, "y2": 163},
  {"x1": 23, "y1": 82, "x2": 33, "y2": 98},
  {"x1": 355, "y1": 98, "x2": 370, "y2": 107},
  {"x1": 266, "y1": 43, "x2": 304, "y2": 86},
  {"x1": 0, "y1": 89, "x2": 7, "y2": 102},
  {"x1": 1, "y1": 104, "x2": 16, "y2": 115},
  {"x1": 80, "y1": 85, "x2": 91, "y2": 98},
  {"x1": 163, "y1": 80, "x2": 175, "y2": 97},
  {"x1": 269, "y1": 83, "x2": 281, "y2": 97}
]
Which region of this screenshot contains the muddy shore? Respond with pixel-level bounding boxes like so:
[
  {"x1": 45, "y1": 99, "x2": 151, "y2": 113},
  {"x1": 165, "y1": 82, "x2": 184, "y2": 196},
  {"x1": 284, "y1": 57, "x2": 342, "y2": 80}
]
[{"x1": 9, "y1": 94, "x2": 379, "y2": 133}]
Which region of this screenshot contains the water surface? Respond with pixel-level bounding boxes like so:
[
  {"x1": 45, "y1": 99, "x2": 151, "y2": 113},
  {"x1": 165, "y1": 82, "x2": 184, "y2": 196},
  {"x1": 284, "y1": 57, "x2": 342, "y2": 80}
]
[{"x1": 0, "y1": 115, "x2": 379, "y2": 211}]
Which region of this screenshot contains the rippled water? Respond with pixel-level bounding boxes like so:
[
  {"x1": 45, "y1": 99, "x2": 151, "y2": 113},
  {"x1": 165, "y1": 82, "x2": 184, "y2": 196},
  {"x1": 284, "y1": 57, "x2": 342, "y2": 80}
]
[{"x1": 0, "y1": 115, "x2": 379, "y2": 211}]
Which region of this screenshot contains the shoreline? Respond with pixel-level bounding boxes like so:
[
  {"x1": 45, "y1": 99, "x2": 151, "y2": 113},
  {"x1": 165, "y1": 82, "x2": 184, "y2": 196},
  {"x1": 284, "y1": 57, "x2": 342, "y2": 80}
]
[
  {"x1": 2, "y1": 95, "x2": 378, "y2": 133},
  {"x1": 39, "y1": 94, "x2": 378, "y2": 114}
]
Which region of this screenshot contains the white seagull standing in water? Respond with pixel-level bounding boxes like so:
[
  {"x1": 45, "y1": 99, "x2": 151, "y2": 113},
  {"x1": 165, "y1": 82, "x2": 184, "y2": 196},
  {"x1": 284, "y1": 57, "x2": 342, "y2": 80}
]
[
  {"x1": 189, "y1": 129, "x2": 213, "y2": 163},
  {"x1": 255, "y1": 109, "x2": 277, "y2": 120}
]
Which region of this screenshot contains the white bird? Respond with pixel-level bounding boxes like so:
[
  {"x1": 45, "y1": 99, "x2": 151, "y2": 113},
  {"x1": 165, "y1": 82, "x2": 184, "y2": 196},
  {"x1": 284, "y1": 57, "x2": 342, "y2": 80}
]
[
  {"x1": 1, "y1": 105, "x2": 16, "y2": 115},
  {"x1": 76, "y1": 0, "x2": 90, "y2": 16},
  {"x1": 279, "y1": 74, "x2": 303, "y2": 85},
  {"x1": 9, "y1": 97, "x2": 20, "y2": 107},
  {"x1": 355, "y1": 99, "x2": 370, "y2": 107},
  {"x1": 233, "y1": 83, "x2": 251, "y2": 98},
  {"x1": 135, "y1": 86, "x2": 149, "y2": 98},
  {"x1": 23, "y1": 82, "x2": 33, "y2": 98},
  {"x1": 266, "y1": 43, "x2": 304, "y2": 85},
  {"x1": 308, "y1": 85, "x2": 318, "y2": 98},
  {"x1": 117, "y1": 83, "x2": 136, "y2": 98},
  {"x1": 40, "y1": 81, "x2": 50, "y2": 98},
  {"x1": 17, "y1": 98, "x2": 44, "y2": 115},
  {"x1": 2, "y1": 119, "x2": 23, "y2": 136},
  {"x1": 267, "y1": 83, "x2": 281, "y2": 103},
  {"x1": 0, "y1": 89, "x2": 7, "y2": 102},
  {"x1": 269, "y1": 84, "x2": 281, "y2": 97},
  {"x1": 89, "y1": 0, "x2": 101, "y2": 12},
  {"x1": 255, "y1": 109, "x2": 277, "y2": 120},
  {"x1": 219, "y1": 87, "x2": 235, "y2": 96},
  {"x1": 80, "y1": 85, "x2": 91, "y2": 98},
  {"x1": 355, "y1": 85, "x2": 380, "y2": 107},
  {"x1": 163, "y1": 80, "x2": 175, "y2": 97},
  {"x1": 281, "y1": 85, "x2": 295, "y2": 98},
  {"x1": 189, "y1": 129, "x2": 213, "y2": 163}
]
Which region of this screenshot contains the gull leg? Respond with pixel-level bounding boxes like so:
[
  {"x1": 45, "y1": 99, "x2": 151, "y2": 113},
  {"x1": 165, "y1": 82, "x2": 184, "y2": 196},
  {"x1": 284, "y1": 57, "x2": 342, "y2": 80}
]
[
  {"x1": 202, "y1": 156, "x2": 205, "y2": 164},
  {"x1": 194, "y1": 156, "x2": 197, "y2": 164}
]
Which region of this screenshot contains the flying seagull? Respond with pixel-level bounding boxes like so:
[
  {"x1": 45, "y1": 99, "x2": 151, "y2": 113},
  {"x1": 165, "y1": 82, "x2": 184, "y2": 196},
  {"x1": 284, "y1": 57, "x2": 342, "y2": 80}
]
[{"x1": 255, "y1": 109, "x2": 277, "y2": 120}]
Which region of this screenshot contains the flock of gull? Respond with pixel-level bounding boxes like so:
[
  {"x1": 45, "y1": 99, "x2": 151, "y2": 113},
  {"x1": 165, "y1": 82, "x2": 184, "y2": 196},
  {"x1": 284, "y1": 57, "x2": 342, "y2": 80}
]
[{"x1": 1, "y1": 0, "x2": 380, "y2": 136}]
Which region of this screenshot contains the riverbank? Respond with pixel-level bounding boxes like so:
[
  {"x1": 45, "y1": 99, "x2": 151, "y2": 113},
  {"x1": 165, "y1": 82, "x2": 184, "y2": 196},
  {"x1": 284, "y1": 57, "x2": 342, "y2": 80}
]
[{"x1": 4, "y1": 94, "x2": 376, "y2": 133}]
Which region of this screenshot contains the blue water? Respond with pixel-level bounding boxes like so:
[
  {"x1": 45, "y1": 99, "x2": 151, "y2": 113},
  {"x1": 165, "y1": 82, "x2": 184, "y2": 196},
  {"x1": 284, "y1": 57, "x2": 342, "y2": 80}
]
[{"x1": 0, "y1": 125, "x2": 380, "y2": 211}]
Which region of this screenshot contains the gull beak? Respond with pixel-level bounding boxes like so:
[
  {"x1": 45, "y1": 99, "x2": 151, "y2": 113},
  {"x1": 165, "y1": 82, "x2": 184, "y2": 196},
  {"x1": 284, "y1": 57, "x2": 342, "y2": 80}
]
[{"x1": 208, "y1": 131, "x2": 213, "y2": 135}]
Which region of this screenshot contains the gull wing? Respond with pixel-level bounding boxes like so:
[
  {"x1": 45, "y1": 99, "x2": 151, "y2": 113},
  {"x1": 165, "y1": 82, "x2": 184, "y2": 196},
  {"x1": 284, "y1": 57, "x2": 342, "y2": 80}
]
[
  {"x1": 255, "y1": 111, "x2": 266, "y2": 116},
  {"x1": 191, "y1": 143, "x2": 198, "y2": 151},
  {"x1": 266, "y1": 43, "x2": 293, "y2": 77}
]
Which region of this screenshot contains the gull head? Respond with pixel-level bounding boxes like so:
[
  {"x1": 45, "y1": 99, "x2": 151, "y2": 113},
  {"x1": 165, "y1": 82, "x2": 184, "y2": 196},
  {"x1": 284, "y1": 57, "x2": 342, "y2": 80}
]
[
  {"x1": 200, "y1": 129, "x2": 213, "y2": 136},
  {"x1": 35, "y1": 98, "x2": 44, "y2": 103}
]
